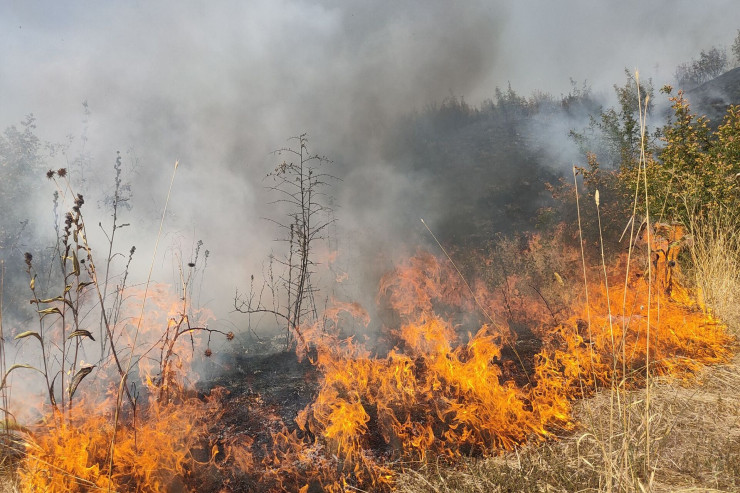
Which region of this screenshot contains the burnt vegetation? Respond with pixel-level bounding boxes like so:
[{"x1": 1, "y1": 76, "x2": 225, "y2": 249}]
[{"x1": 234, "y1": 134, "x2": 337, "y2": 353}]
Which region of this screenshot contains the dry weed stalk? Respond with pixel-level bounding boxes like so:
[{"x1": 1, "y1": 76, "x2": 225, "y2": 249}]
[
  {"x1": 572, "y1": 70, "x2": 657, "y2": 493},
  {"x1": 107, "y1": 160, "x2": 179, "y2": 486},
  {"x1": 0, "y1": 161, "x2": 231, "y2": 491}
]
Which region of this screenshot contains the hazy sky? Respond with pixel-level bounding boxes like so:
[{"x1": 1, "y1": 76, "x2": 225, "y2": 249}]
[
  {"x1": 2, "y1": 2, "x2": 738, "y2": 144},
  {"x1": 1, "y1": 0, "x2": 738, "y2": 331}
]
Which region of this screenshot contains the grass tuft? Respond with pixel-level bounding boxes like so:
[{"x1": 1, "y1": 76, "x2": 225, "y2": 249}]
[{"x1": 688, "y1": 208, "x2": 740, "y2": 334}]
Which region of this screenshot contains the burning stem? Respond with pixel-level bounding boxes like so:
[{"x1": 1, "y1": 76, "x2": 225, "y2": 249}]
[{"x1": 108, "y1": 159, "x2": 179, "y2": 489}]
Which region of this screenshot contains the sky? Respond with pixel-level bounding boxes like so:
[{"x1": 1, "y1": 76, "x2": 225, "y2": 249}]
[{"x1": 1, "y1": 0, "x2": 739, "y2": 336}]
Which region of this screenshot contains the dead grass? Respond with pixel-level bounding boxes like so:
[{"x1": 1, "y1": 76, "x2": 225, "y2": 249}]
[
  {"x1": 688, "y1": 209, "x2": 740, "y2": 334},
  {"x1": 395, "y1": 351, "x2": 740, "y2": 492},
  {"x1": 0, "y1": 479, "x2": 18, "y2": 493},
  {"x1": 578, "y1": 353, "x2": 740, "y2": 492},
  {"x1": 0, "y1": 459, "x2": 19, "y2": 493}
]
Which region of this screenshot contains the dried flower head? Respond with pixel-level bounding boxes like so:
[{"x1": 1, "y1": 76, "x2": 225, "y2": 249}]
[
  {"x1": 24, "y1": 252, "x2": 33, "y2": 267},
  {"x1": 204, "y1": 348, "x2": 212, "y2": 358},
  {"x1": 188, "y1": 262, "x2": 195, "y2": 268},
  {"x1": 46, "y1": 169, "x2": 55, "y2": 179},
  {"x1": 226, "y1": 331, "x2": 234, "y2": 341},
  {"x1": 56, "y1": 168, "x2": 67, "y2": 178}
]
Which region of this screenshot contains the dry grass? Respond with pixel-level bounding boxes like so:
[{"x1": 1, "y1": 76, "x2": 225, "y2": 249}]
[
  {"x1": 0, "y1": 455, "x2": 19, "y2": 493},
  {"x1": 395, "y1": 352, "x2": 740, "y2": 492},
  {"x1": 688, "y1": 209, "x2": 740, "y2": 334},
  {"x1": 0, "y1": 478, "x2": 18, "y2": 492},
  {"x1": 578, "y1": 354, "x2": 740, "y2": 492}
]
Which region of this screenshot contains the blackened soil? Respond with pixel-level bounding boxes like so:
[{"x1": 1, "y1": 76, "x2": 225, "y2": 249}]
[
  {"x1": 201, "y1": 351, "x2": 319, "y2": 425},
  {"x1": 188, "y1": 351, "x2": 320, "y2": 492}
]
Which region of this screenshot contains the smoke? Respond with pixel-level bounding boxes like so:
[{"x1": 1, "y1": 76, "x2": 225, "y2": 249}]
[{"x1": 1, "y1": 0, "x2": 739, "y2": 343}]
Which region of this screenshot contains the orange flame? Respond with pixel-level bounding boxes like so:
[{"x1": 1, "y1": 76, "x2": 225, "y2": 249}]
[
  {"x1": 17, "y1": 283, "x2": 219, "y2": 492},
  {"x1": 15, "y1": 225, "x2": 736, "y2": 492},
  {"x1": 19, "y1": 397, "x2": 214, "y2": 492},
  {"x1": 261, "y1": 227, "x2": 734, "y2": 491}
]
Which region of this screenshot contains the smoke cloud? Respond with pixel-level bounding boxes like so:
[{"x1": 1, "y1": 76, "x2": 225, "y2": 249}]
[{"x1": 1, "y1": 0, "x2": 739, "y2": 339}]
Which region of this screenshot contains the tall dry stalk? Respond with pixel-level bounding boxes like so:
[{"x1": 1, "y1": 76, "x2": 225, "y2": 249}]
[
  {"x1": 575, "y1": 69, "x2": 657, "y2": 492},
  {"x1": 0, "y1": 261, "x2": 8, "y2": 434},
  {"x1": 573, "y1": 166, "x2": 597, "y2": 397},
  {"x1": 635, "y1": 71, "x2": 654, "y2": 489}
]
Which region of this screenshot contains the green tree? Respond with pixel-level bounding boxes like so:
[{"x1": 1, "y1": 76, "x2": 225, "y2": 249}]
[
  {"x1": 572, "y1": 72, "x2": 656, "y2": 172},
  {"x1": 0, "y1": 115, "x2": 43, "y2": 252},
  {"x1": 0, "y1": 115, "x2": 50, "y2": 320},
  {"x1": 567, "y1": 72, "x2": 656, "y2": 246},
  {"x1": 732, "y1": 29, "x2": 740, "y2": 67},
  {"x1": 675, "y1": 46, "x2": 728, "y2": 89}
]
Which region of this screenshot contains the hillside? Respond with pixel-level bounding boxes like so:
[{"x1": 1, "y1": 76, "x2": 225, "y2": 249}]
[{"x1": 686, "y1": 66, "x2": 740, "y2": 123}]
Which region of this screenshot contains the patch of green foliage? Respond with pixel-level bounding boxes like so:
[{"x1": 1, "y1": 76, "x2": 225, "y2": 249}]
[
  {"x1": 571, "y1": 74, "x2": 740, "y2": 233},
  {"x1": 641, "y1": 87, "x2": 740, "y2": 224}
]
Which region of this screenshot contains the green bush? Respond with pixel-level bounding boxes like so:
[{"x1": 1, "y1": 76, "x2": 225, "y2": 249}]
[{"x1": 637, "y1": 87, "x2": 740, "y2": 225}]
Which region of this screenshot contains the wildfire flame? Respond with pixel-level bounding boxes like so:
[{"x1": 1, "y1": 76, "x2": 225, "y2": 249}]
[
  {"x1": 250, "y1": 225, "x2": 734, "y2": 491},
  {"x1": 17, "y1": 283, "x2": 218, "y2": 492},
  {"x1": 15, "y1": 225, "x2": 735, "y2": 491},
  {"x1": 19, "y1": 398, "x2": 214, "y2": 492}
]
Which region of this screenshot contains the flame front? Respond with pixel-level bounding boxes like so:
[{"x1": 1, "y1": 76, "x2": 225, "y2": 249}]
[
  {"x1": 16, "y1": 226, "x2": 735, "y2": 491},
  {"x1": 256, "y1": 227, "x2": 734, "y2": 491},
  {"x1": 17, "y1": 283, "x2": 218, "y2": 492}
]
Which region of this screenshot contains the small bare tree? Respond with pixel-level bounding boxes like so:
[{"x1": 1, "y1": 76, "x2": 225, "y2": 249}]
[{"x1": 235, "y1": 134, "x2": 336, "y2": 351}]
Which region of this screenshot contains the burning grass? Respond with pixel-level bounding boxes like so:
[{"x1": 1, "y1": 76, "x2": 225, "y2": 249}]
[
  {"x1": 396, "y1": 351, "x2": 740, "y2": 492},
  {"x1": 7, "y1": 280, "x2": 223, "y2": 492},
  {"x1": 18, "y1": 397, "x2": 214, "y2": 492},
  {"x1": 195, "y1": 224, "x2": 734, "y2": 491},
  {"x1": 2, "y1": 221, "x2": 736, "y2": 492},
  {"x1": 1, "y1": 160, "x2": 736, "y2": 492},
  {"x1": 1, "y1": 219, "x2": 734, "y2": 492}
]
